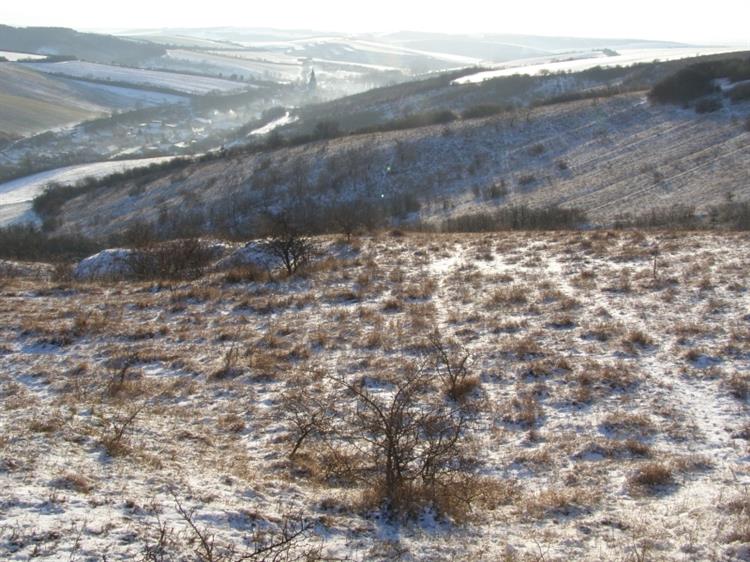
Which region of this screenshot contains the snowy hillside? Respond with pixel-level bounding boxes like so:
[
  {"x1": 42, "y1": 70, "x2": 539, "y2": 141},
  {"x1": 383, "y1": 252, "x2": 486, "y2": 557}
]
[{"x1": 48, "y1": 91, "x2": 750, "y2": 239}]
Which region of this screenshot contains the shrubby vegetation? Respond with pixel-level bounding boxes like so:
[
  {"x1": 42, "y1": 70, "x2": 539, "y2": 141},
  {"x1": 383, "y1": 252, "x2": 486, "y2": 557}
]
[
  {"x1": 694, "y1": 97, "x2": 723, "y2": 114},
  {"x1": 440, "y1": 206, "x2": 588, "y2": 232},
  {"x1": 614, "y1": 205, "x2": 700, "y2": 229},
  {"x1": 614, "y1": 200, "x2": 750, "y2": 230},
  {"x1": 0, "y1": 225, "x2": 102, "y2": 261},
  {"x1": 730, "y1": 83, "x2": 750, "y2": 103},
  {"x1": 354, "y1": 110, "x2": 458, "y2": 134},
  {"x1": 649, "y1": 57, "x2": 750, "y2": 105},
  {"x1": 461, "y1": 104, "x2": 511, "y2": 120},
  {"x1": 32, "y1": 158, "x2": 194, "y2": 225},
  {"x1": 127, "y1": 238, "x2": 215, "y2": 280}
]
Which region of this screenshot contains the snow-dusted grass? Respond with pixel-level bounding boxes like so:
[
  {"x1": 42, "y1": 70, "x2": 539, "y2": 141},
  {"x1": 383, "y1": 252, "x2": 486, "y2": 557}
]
[
  {"x1": 23, "y1": 61, "x2": 250, "y2": 95},
  {"x1": 0, "y1": 157, "x2": 173, "y2": 227},
  {"x1": 1, "y1": 231, "x2": 749, "y2": 560}
]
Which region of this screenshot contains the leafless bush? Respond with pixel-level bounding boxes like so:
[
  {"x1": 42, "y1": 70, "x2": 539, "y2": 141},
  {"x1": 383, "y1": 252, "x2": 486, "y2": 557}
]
[
  {"x1": 280, "y1": 385, "x2": 334, "y2": 459},
  {"x1": 428, "y1": 331, "x2": 480, "y2": 402},
  {"x1": 326, "y1": 358, "x2": 480, "y2": 520},
  {"x1": 210, "y1": 344, "x2": 243, "y2": 380},
  {"x1": 261, "y1": 214, "x2": 315, "y2": 276},
  {"x1": 725, "y1": 373, "x2": 750, "y2": 400},
  {"x1": 168, "y1": 492, "x2": 316, "y2": 562},
  {"x1": 130, "y1": 239, "x2": 214, "y2": 280},
  {"x1": 97, "y1": 403, "x2": 145, "y2": 457}
]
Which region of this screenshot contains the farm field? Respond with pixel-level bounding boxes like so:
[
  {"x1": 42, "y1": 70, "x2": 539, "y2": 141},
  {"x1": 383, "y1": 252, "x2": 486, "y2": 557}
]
[
  {"x1": 0, "y1": 51, "x2": 46, "y2": 61},
  {"x1": 23, "y1": 61, "x2": 251, "y2": 95},
  {"x1": 0, "y1": 231, "x2": 749, "y2": 560}
]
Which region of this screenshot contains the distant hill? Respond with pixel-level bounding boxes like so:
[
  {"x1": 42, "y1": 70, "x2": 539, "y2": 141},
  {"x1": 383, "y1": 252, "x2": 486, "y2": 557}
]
[{"x1": 0, "y1": 25, "x2": 165, "y2": 65}]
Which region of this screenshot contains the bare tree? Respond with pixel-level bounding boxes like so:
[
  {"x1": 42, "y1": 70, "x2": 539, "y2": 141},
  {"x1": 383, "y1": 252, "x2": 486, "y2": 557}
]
[{"x1": 262, "y1": 213, "x2": 314, "y2": 275}]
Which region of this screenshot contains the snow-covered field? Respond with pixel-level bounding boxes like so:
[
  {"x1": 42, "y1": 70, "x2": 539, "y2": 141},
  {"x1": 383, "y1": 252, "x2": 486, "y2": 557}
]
[
  {"x1": 0, "y1": 51, "x2": 45, "y2": 61},
  {"x1": 1, "y1": 231, "x2": 749, "y2": 560},
  {"x1": 22, "y1": 61, "x2": 250, "y2": 95},
  {"x1": 455, "y1": 47, "x2": 745, "y2": 84},
  {"x1": 0, "y1": 157, "x2": 173, "y2": 227},
  {"x1": 247, "y1": 112, "x2": 298, "y2": 136},
  {"x1": 165, "y1": 49, "x2": 303, "y2": 82}
]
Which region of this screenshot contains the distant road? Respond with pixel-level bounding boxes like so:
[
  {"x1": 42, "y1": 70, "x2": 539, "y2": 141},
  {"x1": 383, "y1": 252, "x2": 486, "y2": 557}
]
[{"x1": 0, "y1": 157, "x2": 173, "y2": 227}]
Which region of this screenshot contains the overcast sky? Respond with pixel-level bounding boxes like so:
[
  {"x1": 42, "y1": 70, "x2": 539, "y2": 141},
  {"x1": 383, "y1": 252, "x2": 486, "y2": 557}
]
[{"x1": 2, "y1": 0, "x2": 749, "y2": 45}]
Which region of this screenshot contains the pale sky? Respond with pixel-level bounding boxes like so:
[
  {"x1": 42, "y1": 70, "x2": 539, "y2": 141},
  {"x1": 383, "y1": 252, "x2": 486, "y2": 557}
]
[{"x1": 2, "y1": 0, "x2": 749, "y2": 45}]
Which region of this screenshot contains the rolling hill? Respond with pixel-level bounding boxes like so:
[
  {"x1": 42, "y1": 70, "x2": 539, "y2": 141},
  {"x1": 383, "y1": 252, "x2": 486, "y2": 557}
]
[
  {"x1": 44, "y1": 88, "x2": 750, "y2": 240},
  {"x1": 0, "y1": 25, "x2": 165, "y2": 65}
]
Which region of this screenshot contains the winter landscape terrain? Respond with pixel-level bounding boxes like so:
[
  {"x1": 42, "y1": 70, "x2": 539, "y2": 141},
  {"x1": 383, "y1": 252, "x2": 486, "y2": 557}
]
[
  {"x1": 2, "y1": 231, "x2": 750, "y2": 561},
  {"x1": 1, "y1": 16, "x2": 750, "y2": 562}
]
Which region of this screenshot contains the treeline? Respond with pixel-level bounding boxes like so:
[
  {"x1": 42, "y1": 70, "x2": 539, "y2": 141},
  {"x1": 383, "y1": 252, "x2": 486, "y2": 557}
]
[
  {"x1": 0, "y1": 224, "x2": 102, "y2": 261},
  {"x1": 32, "y1": 158, "x2": 194, "y2": 224},
  {"x1": 614, "y1": 201, "x2": 750, "y2": 230},
  {"x1": 110, "y1": 192, "x2": 423, "y2": 245},
  {"x1": 440, "y1": 206, "x2": 588, "y2": 232},
  {"x1": 649, "y1": 57, "x2": 750, "y2": 105},
  {"x1": 354, "y1": 110, "x2": 459, "y2": 134},
  {"x1": 6, "y1": 199, "x2": 750, "y2": 264}
]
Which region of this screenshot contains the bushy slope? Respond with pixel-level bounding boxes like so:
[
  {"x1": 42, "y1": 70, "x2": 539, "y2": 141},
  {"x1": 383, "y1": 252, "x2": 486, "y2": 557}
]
[{"x1": 49, "y1": 91, "x2": 750, "y2": 239}]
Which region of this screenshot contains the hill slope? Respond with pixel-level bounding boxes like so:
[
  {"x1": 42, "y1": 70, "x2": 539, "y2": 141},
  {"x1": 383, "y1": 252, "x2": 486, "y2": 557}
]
[
  {"x1": 49, "y1": 91, "x2": 750, "y2": 239},
  {"x1": 0, "y1": 25, "x2": 165, "y2": 65},
  {"x1": 0, "y1": 65, "x2": 109, "y2": 135}
]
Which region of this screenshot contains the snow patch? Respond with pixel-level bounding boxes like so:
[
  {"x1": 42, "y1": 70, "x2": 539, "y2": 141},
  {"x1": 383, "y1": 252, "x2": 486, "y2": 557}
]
[{"x1": 73, "y1": 249, "x2": 137, "y2": 280}]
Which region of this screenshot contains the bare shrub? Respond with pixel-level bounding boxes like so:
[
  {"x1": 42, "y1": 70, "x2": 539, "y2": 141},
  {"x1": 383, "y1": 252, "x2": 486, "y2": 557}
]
[
  {"x1": 51, "y1": 473, "x2": 93, "y2": 494},
  {"x1": 130, "y1": 238, "x2": 214, "y2": 280},
  {"x1": 223, "y1": 264, "x2": 270, "y2": 284},
  {"x1": 428, "y1": 331, "x2": 480, "y2": 402},
  {"x1": 280, "y1": 385, "x2": 334, "y2": 459},
  {"x1": 521, "y1": 486, "x2": 600, "y2": 520},
  {"x1": 725, "y1": 373, "x2": 750, "y2": 400},
  {"x1": 503, "y1": 391, "x2": 543, "y2": 428},
  {"x1": 171, "y1": 493, "x2": 315, "y2": 562},
  {"x1": 210, "y1": 344, "x2": 243, "y2": 380},
  {"x1": 97, "y1": 403, "x2": 145, "y2": 457},
  {"x1": 261, "y1": 214, "x2": 314, "y2": 276},
  {"x1": 326, "y1": 359, "x2": 480, "y2": 520}
]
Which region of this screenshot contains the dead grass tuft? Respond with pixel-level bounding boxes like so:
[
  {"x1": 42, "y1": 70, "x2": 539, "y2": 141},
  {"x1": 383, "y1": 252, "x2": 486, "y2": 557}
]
[{"x1": 627, "y1": 463, "x2": 674, "y2": 495}]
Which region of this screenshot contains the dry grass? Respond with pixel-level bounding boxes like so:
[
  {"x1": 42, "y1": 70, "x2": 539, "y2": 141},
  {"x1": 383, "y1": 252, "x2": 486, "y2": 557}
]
[
  {"x1": 627, "y1": 463, "x2": 675, "y2": 495},
  {"x1": 0, "y1": 231, "x2": 748, "y2": 560}
]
